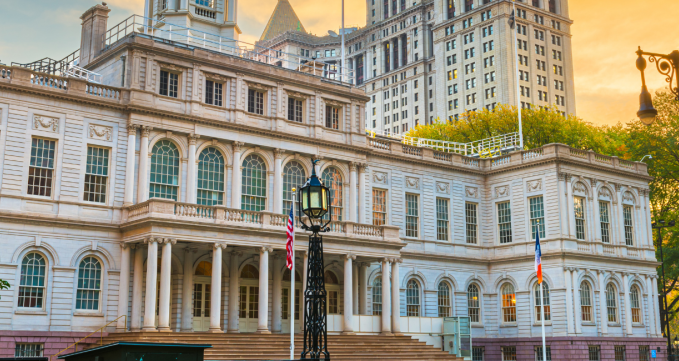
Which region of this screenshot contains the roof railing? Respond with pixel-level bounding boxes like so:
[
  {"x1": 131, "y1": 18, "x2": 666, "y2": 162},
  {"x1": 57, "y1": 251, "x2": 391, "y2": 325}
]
[{"x1": 102, "y1": 15, "x2": 358, "y2": 85}]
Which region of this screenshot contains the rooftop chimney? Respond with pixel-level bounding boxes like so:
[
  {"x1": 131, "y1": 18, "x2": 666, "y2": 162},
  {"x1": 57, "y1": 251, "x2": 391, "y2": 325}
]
[{"x1": 79, "y1": 3, "x2": 111, "y2": 68}]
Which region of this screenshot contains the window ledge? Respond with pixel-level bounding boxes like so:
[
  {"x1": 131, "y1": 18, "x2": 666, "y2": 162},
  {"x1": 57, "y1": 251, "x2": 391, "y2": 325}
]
[
  {"x1": 607, "y1": 323, "x2": 622, "y2": 327},
  {"x1": 499, "y1": 323, "x2": 517, "y2": 328},
  {"x1": 633, "y1": 323, "x2": 646, "y2": 328},
  {"x1": 73, "y1": 311, "x2": 104, "y2": 317},
  {"x1": 14, "y1": 309, "x2": 47, "y2": 316},
  {"x1": 471, "y1": 323, "x2": 484, "y2": 328},
  {"x1": 532, "y1": 321, "x2": 553, "y2": 326},
  {"x1": 581, "y1": 321, "x2": 597, "y2": 326}
]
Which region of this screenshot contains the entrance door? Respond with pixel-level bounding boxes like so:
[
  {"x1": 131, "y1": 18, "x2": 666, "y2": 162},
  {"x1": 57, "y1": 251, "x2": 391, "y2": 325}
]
[
  {"x1": 193, "y1": 281, "x2": 211, "y2": 331},
  {"x1": 238, "y1": 284, "x2": 259, "y2": 332}
]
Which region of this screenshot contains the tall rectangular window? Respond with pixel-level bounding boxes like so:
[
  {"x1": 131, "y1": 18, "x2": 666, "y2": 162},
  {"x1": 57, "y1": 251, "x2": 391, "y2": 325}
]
[
  {"x1": 599, "y1": 201, "x2": 611, "y2": 243},
  {"x1": 466, "y1": 202, "x2": 478, "y2": 244},
  {"x1": 472, "y1": 347, "x2": 485, "y2": 361},
  {"x1": 614, "y1": 346, "x2": 625, "y2": 361},
  {"x1": 535, "y1": 346, "x2": 552, "y2": 361},
  {"x1": 84, "y1": 146, "x2": 109, "y2": 203},
  {"x1": 325, "y1": 106, "x2": 340, "y2": 129},
  {"x1": 436, "y1": 198, "x2": 449, "y2": 241},
  {"x1": 372, "y1": 189, "x2": 387, "y2": 226},
  {"x1": 248, "y1": 89, "x2": 264, "y2": 115},
  {"x1": 588, "y1": 346, "x2": 600, "y2": 361},
  {"x1": 502, "y1": 346, "x2": 517, "y2": 361},
  {"x1": 406, "y1": 194, "x2": 419, "y2": 238},
  {"x1": 287, "y1": 98, "x2": 303, "y2": 122},
  {"x1": 28, "y1": 138, "x2": 56, "y2": 197},
  {"x1": 623, "y1": 206, "x2": 634, "y2": 246},
  {"x1": 574, "y1": 197, "x2": 586, "y2": 240},
  {"x1": 205, "y1": 80, "x2": 223, "y2": 106},
  {"x1": 529, "y1": 196, "x2": 546, "y2": 239},
  {"x1": 159, "y1": 70, "x2": 178, "y2": 98},
  {"x1": 639, "y1": 346, "x2": 650, "y2": 361},
  {"x1": 497, "y1": 202, "x2": 512, "y2": 244}
]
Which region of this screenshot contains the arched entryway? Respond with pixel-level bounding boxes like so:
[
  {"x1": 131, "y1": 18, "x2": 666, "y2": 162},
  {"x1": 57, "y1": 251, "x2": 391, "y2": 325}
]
[
  {"x1": 192, "y1": 261, "x2": 212, "y2": 331},
  {"x1": 282, "y1": 268, "x2": 302, "y2": 333},
  {"x1": 239, "y1": 264, "x2": 260, "y2": 332}
]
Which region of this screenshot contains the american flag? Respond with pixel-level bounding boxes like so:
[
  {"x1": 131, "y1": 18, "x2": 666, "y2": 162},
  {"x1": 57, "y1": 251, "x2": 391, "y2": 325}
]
[
  {"x1": 535, "y1": 228, "x2": 542, "y2": 284},
  {"x1": 286, "y1": 204, "x2": 294, "y2": 270}
]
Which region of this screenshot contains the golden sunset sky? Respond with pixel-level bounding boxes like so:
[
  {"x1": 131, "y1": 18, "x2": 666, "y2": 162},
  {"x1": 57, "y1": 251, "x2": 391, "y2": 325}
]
[{"x1": 1, "y1": 0, "x2": 677, "y2": 126}]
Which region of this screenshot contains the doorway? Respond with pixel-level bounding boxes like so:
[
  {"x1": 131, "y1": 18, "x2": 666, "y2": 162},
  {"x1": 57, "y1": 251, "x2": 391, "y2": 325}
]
[
  {"x1": 239, "y1": 264, "x2": 260, "y2": 332},
  {"x1": 193, "y1": 261, "x2": 212, "y2": 332}
]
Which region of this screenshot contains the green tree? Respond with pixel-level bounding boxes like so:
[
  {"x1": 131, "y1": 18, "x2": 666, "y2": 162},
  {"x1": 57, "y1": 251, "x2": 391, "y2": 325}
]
[{"x1": 0, "y1": 279, "x2": 8, "y2": 298}]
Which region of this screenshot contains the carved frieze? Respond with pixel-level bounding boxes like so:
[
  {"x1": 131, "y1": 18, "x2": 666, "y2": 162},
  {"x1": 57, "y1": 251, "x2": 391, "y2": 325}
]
[
  {"x1": 494, "y1": 185, "x2": 509, "y2": 198},
  {"x1": 33, "y1": 115, "x2": 59, "y2": 133},
  {"x1": 203, "y1": 71, "x2": 230, "y2": 82},
  {"x1": 405, "y1": 176, "x2": 420, "y2": 189},
  {"x1": 323, "y1": 98, "x2": 346, "y2": 108},
  {"x1": 157, "y1": 62, "x2": 185, "y2": 72},
  {"x1": 88, "y1": 124, "x2": 113, "y2": 141},
  {"x1": 465, "y1": 186, "x2": 478, "y2": 198},
  {"x1": 526, "y1": 179, "x2": 542, "y2": 192},
  {"x1": 286, "y1": 90, "x2": 306, "y2": 99},
  {"x1": 436, "y1": 182, "x2": 450, "y2": 194},
  {"x1": 373, "y1": 171, "x2": 388, "y2": 184}
]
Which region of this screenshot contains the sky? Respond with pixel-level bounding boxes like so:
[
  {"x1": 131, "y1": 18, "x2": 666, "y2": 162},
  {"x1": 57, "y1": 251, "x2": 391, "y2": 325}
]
[{"x1": 0, "y1": 0, "x2": 677, "y2": 126}]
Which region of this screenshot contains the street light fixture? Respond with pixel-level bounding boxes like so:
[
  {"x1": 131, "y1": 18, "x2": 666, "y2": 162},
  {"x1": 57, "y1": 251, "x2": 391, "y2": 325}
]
[
  {"x1": 635, "y1": 47, "x2": 679, "y2": 125},
  {"x1": 297, "y1": 159, "x2": 331, "y2": 360},
  {"x1": 653, "y1": 219, "x2": 676, "y2": 360}
]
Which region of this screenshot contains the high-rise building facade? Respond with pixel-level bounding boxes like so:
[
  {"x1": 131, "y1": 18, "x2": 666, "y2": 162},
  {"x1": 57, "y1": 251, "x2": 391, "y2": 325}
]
[{"x1": 257, "y1": 0, "x2": 576, "y2": 135}]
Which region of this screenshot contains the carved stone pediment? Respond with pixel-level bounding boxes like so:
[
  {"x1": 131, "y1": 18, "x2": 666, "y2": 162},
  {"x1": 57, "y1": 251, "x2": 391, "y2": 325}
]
[
  {"x1": 623, "y1": 191, "x2": 635, "y2": 203},
  {"x1": 88, "y1": 124, "x2": 113, "y2": 141},
  {"x1": 573, "y1": 181, "x2": 587, "y2": 194},
  {"x1": 157, "y1": 62, "x2": 186, "y2": 72},
  {"x1": 598, "y1": 187, "x2": 612, "y2": 199},
  {"x1": 286, "y1": 90, "x2": 307, "y2": 99},
  {"x1": 436, "y1": 182, "x2": 450, "y2": 194},
  {"x1": 245, "y1": 81, "x2": 270, "y2": 92},
  {"x1": 203, "y1": 71, "x2": 230, "y2": 82},
  {"x1": 33, "y1": 115, "x2": 59, "y2": 133},
  {"x1": 323, "y1": 98, "x2": 346, "y2": 108}
]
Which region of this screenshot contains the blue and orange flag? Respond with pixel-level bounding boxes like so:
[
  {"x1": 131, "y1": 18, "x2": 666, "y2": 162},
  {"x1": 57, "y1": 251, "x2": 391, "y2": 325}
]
[{"x1": 535, "y1": 229, "x2": 542, "y2": 284}]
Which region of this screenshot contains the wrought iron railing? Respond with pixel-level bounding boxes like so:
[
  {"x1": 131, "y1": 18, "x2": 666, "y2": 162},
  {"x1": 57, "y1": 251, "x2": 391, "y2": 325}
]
[{"x1": 51, "y1": 314, "x2": 126, "y2": 360}]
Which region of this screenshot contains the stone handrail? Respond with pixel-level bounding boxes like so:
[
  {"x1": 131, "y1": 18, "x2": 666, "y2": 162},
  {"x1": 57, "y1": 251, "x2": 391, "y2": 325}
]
[
  {"x1": 123, "y1": 198, "x2": 400, "y2": 242},
  {"x1": 0, "y1": 65, "x2": 11, "y2": 80}
]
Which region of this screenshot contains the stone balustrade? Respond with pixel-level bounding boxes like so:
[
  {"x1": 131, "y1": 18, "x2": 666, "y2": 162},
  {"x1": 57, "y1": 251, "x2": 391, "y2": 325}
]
[{"x1": 123, "y1": 198, "x2": 400, "y2": 243}]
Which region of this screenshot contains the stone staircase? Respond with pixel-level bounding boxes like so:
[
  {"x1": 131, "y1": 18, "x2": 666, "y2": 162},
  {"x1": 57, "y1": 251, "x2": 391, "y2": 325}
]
[{"x1": 100, "y1": 332, "x2": 464, "y2": 360}]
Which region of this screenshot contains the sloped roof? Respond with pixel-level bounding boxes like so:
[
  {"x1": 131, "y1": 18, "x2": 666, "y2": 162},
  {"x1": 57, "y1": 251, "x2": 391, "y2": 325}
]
[{"x1": 259, "y1": 0, "x2": 307, "y2": 41}]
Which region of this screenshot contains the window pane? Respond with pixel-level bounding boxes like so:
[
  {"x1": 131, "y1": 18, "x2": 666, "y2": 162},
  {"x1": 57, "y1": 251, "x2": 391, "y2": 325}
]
[
  {"x1": 574, "y1": 197, "x2": 586, "y2": 240},
  {"x1": 466, "y1": 203, "x2": 478, "y2": 244},
  {"x1": 322, "y1": 168, "x2": 343, "y2": 221},
  {"x1": 580, "y1": 282, "x2": 592, "y2": 322},
  {"x1": 406, "y1": 279, "x2": 420, "y2": 316},
  {"x1": 468, "y1": 284, "x2": 480, "y2": 322},
  {"x1": 197, "y1": 147, "x2": 225, "y2": 207},
  {"x1": 372, "y1": 189, "x2": 387, "y2": 226},
  {"x1": 534, "y1": 283, "x2": 550, "y2": 321},
  {"x1": 529, "y1": 196, "x2": 545, "y2": 239},
  {"x1": 283, "y1": 161, "x2": 306, "y2": 213},
  {"x1": 497, "y1": 202, "x2": 512, "y2": 244},
  {"x1": 436, "y1": 198, "x2": 449, "y2": 241},
  {"x1": 599, "y1": 201, "x2": 610, "y2": 243},
  {"x1": 372, "y1": 277, "x2": 382, "y2": 315},
  {"x1": 606, "y1": 284, "x2": 617, "y2": 323},
  {"x1": 18, "y1": 253, "x2": 46, "y2": 308},
  {"x1": 149, "y1": 140, "x2": 180, "y2": 200},
  {"x1": 406, "y1": 194, "x2": 419, "y2": 238},
  {"x1": 623, "y1": 206, "x2": 634, "y2": 246},
  {"x1": 28, "y1": 138, "x2": 56, "y2": 197},
  {"x1": 438, "y1": 282, "x2": 451, "y2": 317},
  {"x1": 241, "y1": 154, "x2": 267, "y2": 211},
  {"x1": 501, "y1": 283, "x2": 516, "y2": 322},
  {"x1": 76, "y1": 257, "x2": 102, "y2": 310},
  {"x1": 84, "y1": 146, "x2": 109, "y2": 203}
]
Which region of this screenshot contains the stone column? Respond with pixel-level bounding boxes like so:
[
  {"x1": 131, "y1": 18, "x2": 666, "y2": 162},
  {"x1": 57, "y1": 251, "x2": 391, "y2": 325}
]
[
  {"x1": 272, "y1": 254, "x2": 283, "y2": 333},
  {"x1": 209, "y1": 243, "x2": 227, "y2": 332},
  {"x1": 349, "y1": 162, "x2": 358, "y2": 223},
  {"x1": 352, "y1": 263, "x2": 359, "y2": 315},
  {"x1": 131, "y1": 245, "x2": 144, "y2": 331},
  {"x1": 186, "y1": 134, "x2": 198, "y2": 203},
  {"x1": 572, "y1": 268, "x2": 582, "y2": 334},
  {"x1": 381, "y1": 258, "x2": 392, "y2": 335},
  {"x1": 230, "y1": 142, "x2": 244, "y2": 209},
  {"x1": 181, "y1": 248, "x2": 195, "y2": 331},
  {"x1": 564, "y1": 267, "x2": 575, "y2": 335},
  {"x1": 228, "y1": 251, "x2": 241, "y2": 332},
  {"x1": 358, "y1": 164, "x2": 367, "y2": 224},
  {"x1": 257, "y1": 247, "x2": 272, "y2": 333},
  {"x1": 391, "y1": 259, "x2": 402, "y2": 335},
  {"x1": 273, "y1": 149, "x2": 284, "y2": 214},
  {"x1": 623, "y1": 272, "x2": 633, "y2": 335},
  {"x1": 124, "y1": 125, "x2": 137, "y2": 206},
  {"x1": 343, "y1": 254, "x2": 356, "y2": 334},
  {"x1": 598, "y1": 270, "x2": 608, "y2": 335},
  {"x1": 157, "y1": 238, "x2": 176, "y2": 332},
  {"x1": 557, "y1": 173, "x2": 570, "y2": 238},
  {"x1": 650, "y1": 275, "x2": 661, "y2": 336},
  {"x1": 359, "y1": 263, "x2": 369, "y2": 315},
  {"x1": 142, "y1": 237, "x2": 159, "y2": 331},
  {"x1": 645, "y1": 274, "x2": 656, "y2": 337},
  {"x1": 615, "y1": 184, "x2": 626, "y2": 244},
  {"x1": 137, "y1": 126, "x2": 151, "y2": 202},
  {"x1": 117, "y1": 244, "x2": 131, "y2": 330}
]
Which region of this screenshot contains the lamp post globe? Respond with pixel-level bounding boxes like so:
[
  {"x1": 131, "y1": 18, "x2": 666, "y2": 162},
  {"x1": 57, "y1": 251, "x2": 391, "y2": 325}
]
[{"x1": 636, "y1": 51, "x2": 658, "y2": 125}]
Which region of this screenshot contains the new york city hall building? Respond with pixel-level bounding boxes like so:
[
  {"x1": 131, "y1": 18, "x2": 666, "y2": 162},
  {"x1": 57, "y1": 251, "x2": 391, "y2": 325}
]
[{"x1": 0, "y1": 2, "x2": 664, "y2": 360}]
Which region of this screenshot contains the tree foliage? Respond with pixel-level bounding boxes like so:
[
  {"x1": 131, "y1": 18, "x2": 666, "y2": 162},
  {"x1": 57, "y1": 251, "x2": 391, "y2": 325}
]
[{"x1": 0, "y1": 279, "x2": 8, "y2": 299}]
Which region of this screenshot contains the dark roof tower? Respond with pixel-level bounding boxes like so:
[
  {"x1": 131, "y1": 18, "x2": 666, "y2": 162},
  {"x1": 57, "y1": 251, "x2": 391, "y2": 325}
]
[{"x1": 259, "y1": 0, "x2": 307, "y2": 41}]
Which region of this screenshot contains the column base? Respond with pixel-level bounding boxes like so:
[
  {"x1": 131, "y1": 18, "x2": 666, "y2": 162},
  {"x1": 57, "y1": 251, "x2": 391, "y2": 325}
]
[
  {"x1": 392, "y1": 332, "x2": 404, "y2": 336},
  {"x1": 208, "y1": 327, "x2": 224, "y2": 333},
  {"x1": 141, "y1": 326, "x2": 158, "y2": 332},
  {"x1": 255, "y1": 329, "x2": 272, "y2": 334},
  {"x1": 227, "y1": 329, "x2": 240, "y2": 333},
  {"x1": 341, "y1": 331, "x2": 355, "y2": 335},
  {"x1": 130, "y1": 327, "x2": 141, "y2": 332},
  {"x1": 180, "y1": 328, "x2": 194, "y2": 332},
  {"x1": 380, "y1": 331, "x2": 393, "y2": 336},
  {"x1": 115, "y1": 327, "x2": 128, "y2": 333},
  {"x1": 157, "y1": 327, "x2": 172, "y2": 332}
]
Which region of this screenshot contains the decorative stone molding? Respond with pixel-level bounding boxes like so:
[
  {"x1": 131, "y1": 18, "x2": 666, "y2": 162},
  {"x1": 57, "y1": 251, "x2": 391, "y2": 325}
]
[
  {"x1": 373, "y1": 171, "x2": 388, "y2": 184},
  {"x1": 526, "y1": 179, "x2": 542, "y2": 192},
  {"x1": 141, "y1": 126, "x2": 152, "y2": 137},
  {"x1": 557, "y1": 172, "x2": 567, "y2": 181},
  {"x1": 350, "y1": 162, "x2": 358, "y2": 172},
  {"x1": 345, "y1": 254, "x2": 356, "y2": 260},
  {"x1": 623, "y1": 191, "x2": 635, "y2": 203},
  {"x1": 360, "y1": 163, "x2": 369, "y2": 173},
  {"x1": 573, "y1": 181, "x2": 587, "y2": 194},
  {"x1": 589, "y1": 178, "x2": 598, "y2": 187},
  {"x1": 203, "y1": 72, "x2": 230, "y2": 82},
  {"x1": 127, "y1": 124, "x2": 139, "y2": 133},
  {"x1": 144, "y1": 237, "x2": 159, "y2": 244},
  {"x1": 232, "y1": 141, "x2": 244, "y2": 153},
  {"x1": 88, "y1": 124, "x2": 113, "y2": 141},
  {"x1": 158, "y1": 62, "x2": 185, "y2": 72},
  {"x1": 245, "y1": 81, "x2": 269, "y2": 92},
  {"x1": 465, "y1": 186, "x2": 478, "y2": 198},
  {"x1": 286, "y1": 90, "x2": 306, "y2": 99},
  {"x1": 598, "y1": 187, "x2": 612, "y2": 199},
  {"x1": 274, "y1": 148, "x2": 284, "y2": 159},
  {"x1": 614, "y1": 183, "x2": 622, "y2": 192},
  {"x1": 494, "y1": 185, "x2": 509, "y2": 198},
  {"x1": 405, "y1": 176, "x2": 420, "y2": 189},
  {"x1": 323, "y1": 98, "x2": 346, "y2": 108},
  {"x1": 188, "y1": 134, "x2": 199, "y2": 145},
  {"x1": 260, "y1": 246, "x2": 273, "y2": 253},
  {"x1": 33, "y1": 115, "x2": 59, "y2": 133},
  {"x1": 214, "y1": 242, "x2": 228, "y2": 250},
  {"x1": 436, "y1": 182, "x2": 450, "y2": 194},
  {"x1": 159, "y1": 238, "x2": 177, "y2": 245}
]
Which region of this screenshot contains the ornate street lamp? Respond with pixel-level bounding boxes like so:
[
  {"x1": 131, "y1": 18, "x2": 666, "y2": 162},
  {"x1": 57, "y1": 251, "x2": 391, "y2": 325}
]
[
  {"x1": 635, "y1": 47, "x2": 679, "y2": 125},
  {"x1": 653, "y1": 219, "x2": 676, "y2": 361},
  {"x1": 297, "y1": 159, "x2": 331, "y2": 360}
]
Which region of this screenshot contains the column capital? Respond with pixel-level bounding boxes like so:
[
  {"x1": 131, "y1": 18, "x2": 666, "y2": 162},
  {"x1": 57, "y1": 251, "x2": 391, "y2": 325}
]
[
  {"x1": 350, "y1": 162, "x2": 358, "y2": 172},
  {"x1": 273, "y1": 148, "x2": 284, "y2": 159},
  {"x1": 358, "y1": 261, "x2": 370, "y2": 268},
  {"x1": 391, "y1": 257, "x2": 403, "y2": 264},
  {"x1": 159, "y1": 238, "x2": 177, "y2": 245},
  {"x1": 188, "y1": 133, "x2": 199, "y2": 145},
  {"x1": 127, "y1": 123, "x2": 139, "y2": 132},
  {"x1": 382, "y1": 257, "x2": 391, "y2": 264},
  {"x1": 233, "y1": 141, "x2": 244, "y2": 153},
  {"x1": 144, "y1": 237, "x2": 159, "y2": 244},
  {"x1": 260, "y1": 246, "x2": 273, "y2": 254},
  {"x1": 121, "y1": 242, "x2": 131, "y2": 249},
  {"x1": 313, "y1": 154, "x2": 324, "y2": 162},
  {"x1": 345, "y1": 253, "x2": 356, "y2": 261},
  {"x1": 141, "y1": 126, "x2": 152, "y2": 137},
  {"x1": 622, "y1": 271, "x2": 630, "y2": 277},
  {"x1": 597, "y1": 269, "x2": 607, "y2": 277},
  {"x1": 213, "y1": 242, "x2": 228, "y2": 250}
]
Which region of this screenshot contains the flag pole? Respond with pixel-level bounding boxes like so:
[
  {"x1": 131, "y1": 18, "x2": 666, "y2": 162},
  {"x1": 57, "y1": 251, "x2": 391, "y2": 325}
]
[
  {"x1": 511, "y1": 0, "x2": 524, "y2": 150},
  {"x1": 291, "y1": 189, "x2": 296, "y2": 360},
  {"x1": 541, "y1": 282, "x2": 547, "y2": 361}
]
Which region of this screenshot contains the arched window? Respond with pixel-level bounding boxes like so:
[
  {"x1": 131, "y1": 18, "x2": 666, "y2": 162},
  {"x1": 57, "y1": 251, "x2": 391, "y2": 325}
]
[
  {"x1": 197, "y1": 147, "x2": 225, "y2": 206},
  {"x1": 438, "y1": 282, "x2": 452, "y2": 317},
  {"x1": 283, "y1": 161, "x2": 306, "y2": 213},
  {"x1": 580, "y1": 281, "x2": 592, "y2": 322},
  {"x1": 606, "y1": 283, "x2": 618, "y2": 323},
  {"x1": 325, "y1": 271, "x2": 339, "y2": 314},
  {"x1": 406, "y1": 279, "x2": 420, "y2": 316},
  {"x1": 321, "y1": 167, "x2": 343, "y2": 221},
  {"x1": 373, "y1": 277, "x2": 382, "y2": 315},
  {"x1": 501, "y1": 283, "x2": 516, "y2": 323},
  {"x1": 18, "y1": 253, "x2": 47, "y2": 308},
  {"x1": 467, "y1": 284, "x2": 480, "y2": 322},
  {"x1": 150, "y1": 140, "x2": 180, "y2": 200},
  {"x1": 194, "y1": 261, "x2": 212, "y2": 276},
  {"x1": 241, "y1": 264, "x2": 259, "y2": 279},
  {"x1": 76, "y1": 257, "x2": 102, "y2": 311},
  {"x1": 630, "y1": 286, "x2": 641, "y2": 323},
  {"x1": 534, "y1": 282, "x2": 550, "y2": 322},
  {"x1": 241, "y1": 154, "x2": 267, "y2": 211},
  {"x1": 282, "y1": 269, "x2": 302, "y2": 282},
  {"x1": 548, "y1": 0, "x2": 556, "y2": 13}
]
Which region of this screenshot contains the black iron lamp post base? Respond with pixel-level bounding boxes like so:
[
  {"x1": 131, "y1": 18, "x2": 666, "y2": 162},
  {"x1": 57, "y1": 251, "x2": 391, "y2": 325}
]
[{"x1": 301, "y1": 233, "x2": 330, "y2": 360}]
